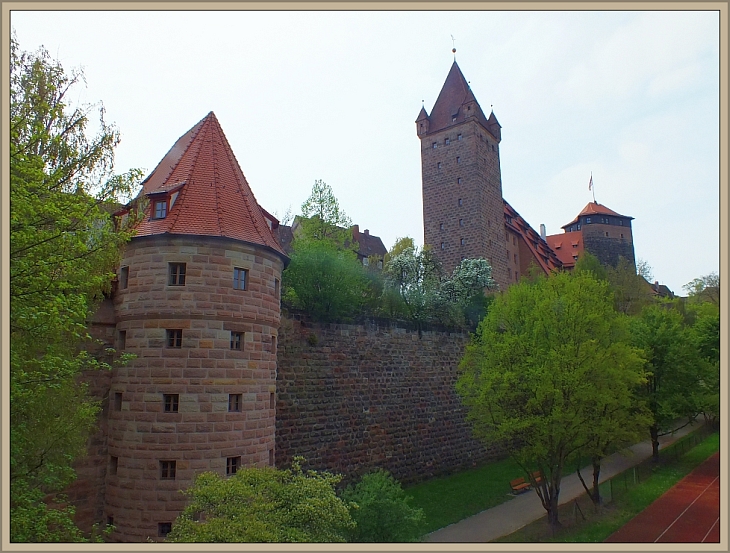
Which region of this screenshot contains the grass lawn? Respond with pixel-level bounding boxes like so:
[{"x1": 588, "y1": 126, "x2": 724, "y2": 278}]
[
  {"x1": 405, "y1": 456, "x2": 525, "y2": 534},
  {"x1": 494, "y1": 431, "x2": 720, "y2": 543}
]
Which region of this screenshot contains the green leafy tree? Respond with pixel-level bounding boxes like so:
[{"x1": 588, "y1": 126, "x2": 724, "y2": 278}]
[
  {"x1": 683, "y1": 272, "x2": 720, "y2": 306},
  {"x1": 282, "y1": 239, "x2": 369, "y2": 322},
  {"x1": 383, "y1": 236, "x2": 415, "y2": 264},
  {"x1": 456, "y1": 272, "x2": 646, "y2": 530},
  {"x1": 166, "y1": 458, "x2": 354, "y2": 543},
  {"x1": 341, "y1": 469, "x2": 424, "y2": 542},
  {"x1": 573, "y1": 251, "x2": 608, "y2": 281},
  {"x1": 298, "y1": 179, "x2": 354, "y2": 247},
  {"x1": 605, "y1": 256, "x2": 653, "y2": 315},
  {"x1": 629, "y1": 304, "x2": 700, "y2": 460},
  {"x1": 10, "y1": 35, "x2": 141, "y2": 541},
  {"x1": 686, "y1": 301, "x2": 720, "y2": 424}
]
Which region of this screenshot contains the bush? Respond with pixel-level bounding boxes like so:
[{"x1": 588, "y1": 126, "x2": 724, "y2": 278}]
[{"x1": 341, "y1": 469, "x2": 424, "y2": 542}]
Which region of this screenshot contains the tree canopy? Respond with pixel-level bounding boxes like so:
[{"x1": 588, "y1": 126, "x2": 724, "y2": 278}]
[
  {"x1": 166, "y1": 458, "x2": 355, "y2": 543},
  {"x1": 456, "y1": 271, "x2": 646, "y2": 528},
  {"x1": 10, "y1": 35, "x2": 141, "y2": 541}
]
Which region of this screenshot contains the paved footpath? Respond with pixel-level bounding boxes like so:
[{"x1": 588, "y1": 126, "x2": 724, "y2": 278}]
[{"x1": 427, "y1": 423, "x2": 699, "y2": 543}]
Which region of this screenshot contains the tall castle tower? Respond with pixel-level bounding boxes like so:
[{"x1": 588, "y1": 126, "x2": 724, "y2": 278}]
[
  {"x1": 106, "y1": 113, "x2": 288, "y2": 541},
  {"x1": 417, "y1": 61, "x2": 510, "y2": 290}
]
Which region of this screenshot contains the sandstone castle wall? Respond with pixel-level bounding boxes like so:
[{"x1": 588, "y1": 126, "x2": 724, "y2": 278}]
[{"x1": 275, "y1": 316, "x2": 501, "y2": 485}]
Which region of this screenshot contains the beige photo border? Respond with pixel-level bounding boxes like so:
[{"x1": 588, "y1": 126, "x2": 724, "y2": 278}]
[{"x1": 1, "y1": 1, "x2": 727, "y2": 552}]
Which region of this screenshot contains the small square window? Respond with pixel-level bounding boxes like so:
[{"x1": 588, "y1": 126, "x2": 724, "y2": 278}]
[
  {"x1": 227, "y1": 456, "x2": 241, "y2": 476},
  {"x1": 458, "y1": 199, "x2": 462, "y2": 206},
  {"x1": 456, "y1": 156, "x2": 460, "y2": 164},
  {"x1": 460, "y1": 238, "x2": 465, "y2": 246},
  {"x1": 109, "y1": 456, "x2": 118, "y2": 476},
  {"x1": 452, "y1": 116, "x2": 457, "y2": 122},
  {"x1": 270, "y1": 392, "x2": 275, "y2": 410},
  {"x1": 168, "y1": 263, "x2": 186, "y2": 286},
  {"x1": 457, "y1": 177, "x2": 462, "y2": 184},
  {"x1": 154, "y1": 201, "x2": 167, "y2": 219},
  {"x1": 605, "y1": 232, "x2": 609, "y2": 237},
  {"x1": 362, "y1": 257, "x2": 369, "y2": 267},
  {"x1": 459, "y1": 219, "x2": 464, "y2": 227},
  {"x1": 118, "y1": 330, "x2": 126, "y2": 350},
  {"x1": 274, "y1": 278, "x2": 280, "y2": 298},
  {"x1": 229, "y1": 394, "x2": 242, "y2": 412},
  {"x1": 160, "y1": 460, "x2": 176, "y2": 480},
  {"x1": 621, "y1": 234, "x2": 624, "y2": 238},
  {"x1": 586, "y1": 217, "x2": 591, "y2": 224},
  {"x1": 437, "y1": 162, "x2": 442, "y2": 169},
  {"x1": 231, "y1": 331, "x2": 243, "y2": 350},
  {"x1": 158, "y1": 522, "x2": 172, "y2": 538},
  {"x1": 114, "y1": 392, "x2": 122, "y2": 411},
  {"x1": 166, "y1": 330, "x2": 182, "y2": 348},
  {"x1": 119, "y1": 266, "x2": 129, "y2": 289},
  {"x1": 440, "y1": 242, "x2": 445, "y2": 250},
  {"x1": 439, "y1": 223, "x2": 444, "y2": 231},
  {"x1": 514, "y1": 254, "x2": 517, "y2": 263},
  {"x1": 445, "y1": 137, "x2": 450, "y2": 145},
  {"x1": 457, "y1": 134, "x2": 462, "y2": 141},
  {"x1": 163, "y1": 394, "x2": 179, "y2": 413},
  {"x1": 577, "y1": 224, "x2": 581, "y2": 230},
  {"x1": 233, "y1": 268, "x2": 248, "y2": 290},
  {"x1": 619, "y1": 220, "x2": 623, "y2": 226},
  {"x1": 432, "y1": 142, "x2": 437, "y2": 149}
]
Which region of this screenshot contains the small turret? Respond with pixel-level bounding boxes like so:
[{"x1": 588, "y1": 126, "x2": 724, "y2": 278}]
[{"x1": 416, "y1": 106, "x2": 430, "y2": 136}]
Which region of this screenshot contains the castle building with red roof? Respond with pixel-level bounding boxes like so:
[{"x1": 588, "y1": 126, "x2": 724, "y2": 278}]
[
  {"x1": 418, "y1": 61, "x2": 634, "y2": 287},
  {"x1": 104, "y1": 112, "x2": 288, "y2": 541}
]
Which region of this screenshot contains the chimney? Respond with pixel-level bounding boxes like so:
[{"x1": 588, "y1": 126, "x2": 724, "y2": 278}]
[
  {"x1": 539, "y1": 224, "x2": 546, "y2": 240},
  {"x1": 352, "y1": 224, "x2": 359, "y2": 241},
  {"x1": 364, "y1": 229, "x2": 370, "y2": 236}
]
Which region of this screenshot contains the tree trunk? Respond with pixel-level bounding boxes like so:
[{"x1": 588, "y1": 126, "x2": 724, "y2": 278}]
[
  {"x1": 650, "y1": 425, "x2": 660, "y2": 462},
  {"x1": 591, "y1": 457, "x2": 601, "y2": 505},
  {"x1": 546, "y1": 490, "x2": 562, "y2": 533}
]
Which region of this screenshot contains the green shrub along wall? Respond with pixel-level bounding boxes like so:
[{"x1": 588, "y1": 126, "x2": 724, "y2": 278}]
[{"x1": 275, "y1": 315, "x2": 503, "y2": 484}]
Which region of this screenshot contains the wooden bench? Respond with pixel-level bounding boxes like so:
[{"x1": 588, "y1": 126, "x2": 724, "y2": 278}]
[{"x1": 510, "y1": 477, "x2": 531, "y2": 494}]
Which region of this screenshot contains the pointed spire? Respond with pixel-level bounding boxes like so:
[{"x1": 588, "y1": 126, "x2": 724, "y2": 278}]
[
  {"x1": 423, "y1": 61, "x2": 491, "y2": 136},
  {"x1": 133, "y1": 112, "x2": 287, "y2": 259}
]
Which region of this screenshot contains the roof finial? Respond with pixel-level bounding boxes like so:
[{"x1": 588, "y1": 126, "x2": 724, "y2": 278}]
[{"x1": 451, "y1": 35, "x2": 456, "y2": 60}]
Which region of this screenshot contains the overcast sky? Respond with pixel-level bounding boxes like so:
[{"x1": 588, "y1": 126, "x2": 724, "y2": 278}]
[{"x1": 10, "y1": 8, "x2": 720, "y2": 295}]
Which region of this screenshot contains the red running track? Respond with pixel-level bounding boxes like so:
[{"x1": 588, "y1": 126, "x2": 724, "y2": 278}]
[{"x1": 605, "y1": 452, "x2": 720, "y2": 543}]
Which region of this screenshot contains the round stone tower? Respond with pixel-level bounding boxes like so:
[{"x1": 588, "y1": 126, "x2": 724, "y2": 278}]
[{"x1": 105, "y1": 113, "x2": 288, "y2": 542}]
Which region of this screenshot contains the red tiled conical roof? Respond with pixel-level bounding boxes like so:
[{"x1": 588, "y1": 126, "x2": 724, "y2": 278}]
[
  {"x1": 561, "y1": 202, "x2": 633, "y2": 229},
  {"x1": 425, "y1": 61, "x2": 491, "y2": 135},
  {"x1": 133, "y1": 112, "x2": 287, "y2": 260}
]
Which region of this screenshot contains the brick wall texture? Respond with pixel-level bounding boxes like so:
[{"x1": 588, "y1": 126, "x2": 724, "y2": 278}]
[
  {"x1": 102, "y1": 235, "x2": 284, "y2": 542},
  {"x1": 420, "y1": 118, "x2": 511, "y2": 291},
  {"x1": 275, "y1": 316, "x2": 503, "y2": 485}
]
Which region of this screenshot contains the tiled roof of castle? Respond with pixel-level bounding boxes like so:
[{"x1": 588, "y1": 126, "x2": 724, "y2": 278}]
[
  {"x1": 132, "y1": 112, "x2": 287, "y2": 259},
  {"x1": 562, "y1": 201, "x2": 633, "y2": 229},
  {"x1": 424, "y1": 61, "x2": 491, "y2": 135},
  {"x1": 503, "y1": 200, "x2": 563, "y2": 274},
  {"x1": 545, "y1": 231, "x2": 584, "y2": 269}
]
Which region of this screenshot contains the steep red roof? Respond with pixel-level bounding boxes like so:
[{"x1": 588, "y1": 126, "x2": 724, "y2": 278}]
[
  {"x1": 424, "y1": 61, "x2": 491, "y2": 135},
  {"x1": 503, "y1": 200, "x2": 563, "y2": 274},
  {"x1": 132, "y1": 112, "x2": 287, "y2": 259},
  {"x1": 546, "y1": 231, "x2": 584, "y2": 269},
  {"x1": 562, "y1": 202, "x2": 633, "y2": 229}
]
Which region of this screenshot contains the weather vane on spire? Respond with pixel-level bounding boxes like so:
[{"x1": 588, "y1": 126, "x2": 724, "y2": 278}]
[{"x1": 451, "y1": 35, "x2": 456, "y2": 60}]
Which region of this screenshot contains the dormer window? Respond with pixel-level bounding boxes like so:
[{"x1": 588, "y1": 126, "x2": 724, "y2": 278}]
[{"x1": 154, "y1": 200, "x2": 167, "y2": 219}]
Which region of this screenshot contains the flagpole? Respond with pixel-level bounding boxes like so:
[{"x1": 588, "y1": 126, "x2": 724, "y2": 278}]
[{"x1": 589, "y1": 172, "x2": 596, "y2": 203}]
